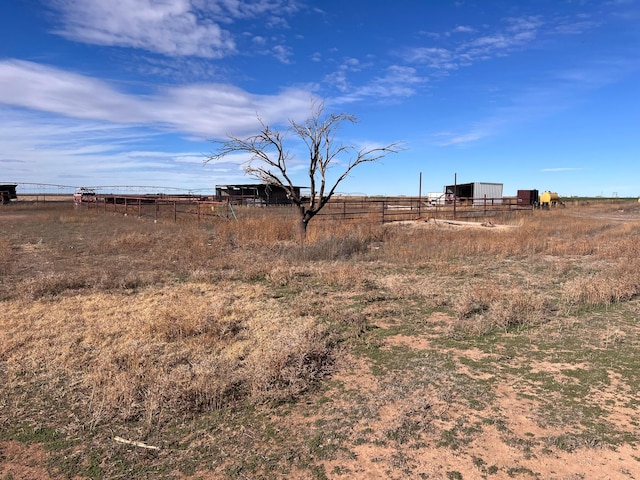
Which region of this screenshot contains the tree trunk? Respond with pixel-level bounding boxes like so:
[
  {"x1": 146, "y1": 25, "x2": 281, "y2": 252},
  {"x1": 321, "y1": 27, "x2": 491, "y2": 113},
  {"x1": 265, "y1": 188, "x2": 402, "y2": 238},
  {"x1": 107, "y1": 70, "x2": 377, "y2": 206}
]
[
  {"x1": 298, "y1": 207, "x2": 314, "y2": 243},
  {"x1": 299, "y1": 217, "x2": 308, "y2": 242}
]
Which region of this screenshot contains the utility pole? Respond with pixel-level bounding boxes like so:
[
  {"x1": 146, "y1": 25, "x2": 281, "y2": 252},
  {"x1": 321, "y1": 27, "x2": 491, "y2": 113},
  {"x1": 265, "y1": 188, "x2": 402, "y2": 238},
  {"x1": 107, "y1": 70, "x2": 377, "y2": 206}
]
[
  {"x1": 453, "y1": 172, "x2": 457, "y2": 219},
  {"x1": 418, "y1": 172, "x2": 422, "y2": 218}
]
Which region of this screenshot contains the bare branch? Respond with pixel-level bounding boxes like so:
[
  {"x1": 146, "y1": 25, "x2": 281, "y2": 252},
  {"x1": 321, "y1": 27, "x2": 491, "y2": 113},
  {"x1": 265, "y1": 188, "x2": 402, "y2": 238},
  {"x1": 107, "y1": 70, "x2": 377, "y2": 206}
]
[{"x1": 205, "y1": 102, "x2": 403, "y2": 237}]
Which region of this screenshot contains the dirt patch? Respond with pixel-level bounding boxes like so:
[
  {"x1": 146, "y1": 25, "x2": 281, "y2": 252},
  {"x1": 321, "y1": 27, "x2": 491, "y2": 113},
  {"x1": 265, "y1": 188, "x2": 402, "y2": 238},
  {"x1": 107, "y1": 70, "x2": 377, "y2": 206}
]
[
  {"x1": 392, "y1": 218, "x2": 520, "y2": 231},
  {"x1": 306, "y1": 343, "x2": 640, "y2": 480},
  {"x1": 0, "y1": 441, "x2": 58, "y2": 480}
]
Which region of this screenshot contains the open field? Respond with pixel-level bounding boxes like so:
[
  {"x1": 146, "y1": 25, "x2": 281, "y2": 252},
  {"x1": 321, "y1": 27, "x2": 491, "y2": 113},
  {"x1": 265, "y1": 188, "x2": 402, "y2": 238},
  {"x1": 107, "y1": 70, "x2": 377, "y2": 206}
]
[{"x1": 1, "y1": 200, "x2": 640, "y2": 479}]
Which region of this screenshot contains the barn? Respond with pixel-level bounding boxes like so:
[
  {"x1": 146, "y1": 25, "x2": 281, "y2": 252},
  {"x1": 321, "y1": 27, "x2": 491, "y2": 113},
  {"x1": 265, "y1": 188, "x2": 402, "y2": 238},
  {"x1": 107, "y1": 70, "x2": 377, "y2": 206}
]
[
  {"x1": 443, "y1": 182, "x2": 503, "y2": 205},
  {"x1": 215, "y1": 184, "x2": 301, "y2": 205}
]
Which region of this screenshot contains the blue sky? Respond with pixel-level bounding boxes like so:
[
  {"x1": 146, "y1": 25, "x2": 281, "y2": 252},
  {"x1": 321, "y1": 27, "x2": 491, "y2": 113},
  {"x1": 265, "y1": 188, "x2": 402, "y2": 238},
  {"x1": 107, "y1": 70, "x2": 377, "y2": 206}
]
[{"x1": 1, "y1": 0, "x2": 639, "y2": 197}]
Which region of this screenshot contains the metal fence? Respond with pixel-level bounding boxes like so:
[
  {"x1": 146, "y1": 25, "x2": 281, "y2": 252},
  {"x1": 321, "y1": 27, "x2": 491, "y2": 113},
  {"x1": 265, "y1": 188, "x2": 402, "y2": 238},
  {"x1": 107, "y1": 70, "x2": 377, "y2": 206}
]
[
  {"x1": 86, "y1": 195, "x2": 236, "y2": 222},
  {"x1": 11, "y1": 190, "x2": 535, "y2": 224},
  {"x1": 315, "y1": 196, "x2": 534, "y2": 223}
]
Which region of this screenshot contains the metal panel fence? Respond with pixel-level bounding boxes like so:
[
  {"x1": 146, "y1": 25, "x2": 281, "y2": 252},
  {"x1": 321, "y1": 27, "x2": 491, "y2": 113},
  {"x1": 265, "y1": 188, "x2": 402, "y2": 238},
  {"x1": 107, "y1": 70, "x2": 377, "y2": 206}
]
[
  {"x1": 315, "y1": 196, "x2": 533, "y2": 223},
  {"x1": 94, "y1": 195, "x2": 236, "y2": 222},
  {"x1": 17, "y1": 192, "x2": 534, "y2": 224}
]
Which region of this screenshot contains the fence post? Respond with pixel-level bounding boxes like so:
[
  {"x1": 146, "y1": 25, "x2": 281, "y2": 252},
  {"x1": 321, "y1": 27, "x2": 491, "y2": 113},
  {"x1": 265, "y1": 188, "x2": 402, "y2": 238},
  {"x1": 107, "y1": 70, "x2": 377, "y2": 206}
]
[
  {"x1": 173, "y1": 201, "x2": 177, "y2": 222},
  {"x1": 381, "y1": 200, "x2": 385, "y2": 224}
]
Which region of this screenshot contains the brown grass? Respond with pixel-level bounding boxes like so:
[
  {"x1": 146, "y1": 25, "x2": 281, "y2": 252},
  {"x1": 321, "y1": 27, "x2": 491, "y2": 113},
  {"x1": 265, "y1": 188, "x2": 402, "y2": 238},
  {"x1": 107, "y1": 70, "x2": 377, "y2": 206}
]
[
  {"x1": 2, "y1": 199, "x2": 640, "y2": 478},
  {"x1": 2, "y1": 282, "x2": 331, "y2": 427}
]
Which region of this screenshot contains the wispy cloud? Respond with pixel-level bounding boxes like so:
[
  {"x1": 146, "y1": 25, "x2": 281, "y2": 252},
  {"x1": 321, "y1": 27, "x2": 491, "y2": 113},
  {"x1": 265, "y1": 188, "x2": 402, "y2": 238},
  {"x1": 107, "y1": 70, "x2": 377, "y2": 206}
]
[
  {"x1": 0, "y1": 59, "x2": 314, "y2": 137},
  {"x1": 271, "y1": 44, "x2": 294, "y2": 64},
  {"x1": 328, "y1": 65, "x2": 427, "y2": 104},
  {"x1": 402, "y1": 47, "x2": 457, "y2": 70},
  {"x1": 432, "y1": 55, "x2": 640, "y2": 147},
  {"x1": 0, "y1": 107, "x2": 247, "y2": 188},
  {"x1": 452, "y1": 25, "x2": 475, "y2": 34},
  {"x1": 51, "y1": 0, "x2": 233, "y2": 57},
  {"x1": 552, "y1": 20, "x2": 600, "y2": 35},
  {"x1": 540, "y1": 167, "x2": 582, "y2": 172},
  {"x1": 50, "y1": 0, "x2": 301, "y2": 59},
  {"x1": 405, "y1": 15, "x2": 544, "y2": 71},
  {"x1": 433, "y1": 131, "x2": 487, "y2": 147}
]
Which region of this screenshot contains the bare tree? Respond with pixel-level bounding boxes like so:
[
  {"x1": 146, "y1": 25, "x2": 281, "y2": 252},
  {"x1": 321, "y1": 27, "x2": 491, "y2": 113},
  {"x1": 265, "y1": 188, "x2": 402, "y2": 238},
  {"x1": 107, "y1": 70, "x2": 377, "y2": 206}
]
[{"x1": 206, "y1": 102, "x2": 402, "y2": 238}]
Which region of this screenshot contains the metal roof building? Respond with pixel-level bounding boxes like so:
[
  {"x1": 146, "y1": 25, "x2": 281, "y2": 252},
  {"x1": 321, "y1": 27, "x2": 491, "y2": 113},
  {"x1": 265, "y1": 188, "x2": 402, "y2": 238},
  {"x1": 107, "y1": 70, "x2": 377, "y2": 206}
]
[{"x1": 444, "y1": 182, "x2": 503, "y2": 205}]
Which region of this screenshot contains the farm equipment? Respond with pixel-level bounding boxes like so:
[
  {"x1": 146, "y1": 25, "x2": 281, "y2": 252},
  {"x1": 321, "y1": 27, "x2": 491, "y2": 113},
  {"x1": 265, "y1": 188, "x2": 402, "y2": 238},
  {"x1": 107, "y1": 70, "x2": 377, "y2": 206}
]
[
  {"x1": 73, "y1": 187, "x2": 97, "y2": 205},
  {"x1": 539, "y1": 191, "x2": 561, "y2": 208}
]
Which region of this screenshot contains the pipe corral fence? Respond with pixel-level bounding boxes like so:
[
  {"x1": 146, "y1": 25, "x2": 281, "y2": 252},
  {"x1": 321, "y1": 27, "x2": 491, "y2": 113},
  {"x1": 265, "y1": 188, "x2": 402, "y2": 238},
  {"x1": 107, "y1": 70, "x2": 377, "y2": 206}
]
[
  {"x1": 7, "y1": 185, "x2": 536, "y2": 224},
  {"x1": 315, "y1": 196, "x2": 534, "y2": 223},
  {"x1": 81, "y1": 194, "x2": 536, "y2": 223},
  {"x1": 90, "y1": 194, "x2": 237, "y2": 222}
]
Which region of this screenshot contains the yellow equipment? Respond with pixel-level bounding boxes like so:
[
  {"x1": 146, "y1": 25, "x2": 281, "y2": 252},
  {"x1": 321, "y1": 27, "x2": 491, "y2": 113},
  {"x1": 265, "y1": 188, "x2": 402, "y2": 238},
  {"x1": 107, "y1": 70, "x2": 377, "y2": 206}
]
[{"x1": 539, "y1": 191, "x2": 560, "y2": 208}]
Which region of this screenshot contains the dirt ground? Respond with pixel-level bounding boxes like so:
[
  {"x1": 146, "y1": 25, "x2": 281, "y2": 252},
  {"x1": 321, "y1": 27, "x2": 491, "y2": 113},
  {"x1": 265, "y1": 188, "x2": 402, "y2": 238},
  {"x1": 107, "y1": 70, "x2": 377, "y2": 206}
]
[{"x1": 310, "y1": 337, "x2": 640, "y2": 480}]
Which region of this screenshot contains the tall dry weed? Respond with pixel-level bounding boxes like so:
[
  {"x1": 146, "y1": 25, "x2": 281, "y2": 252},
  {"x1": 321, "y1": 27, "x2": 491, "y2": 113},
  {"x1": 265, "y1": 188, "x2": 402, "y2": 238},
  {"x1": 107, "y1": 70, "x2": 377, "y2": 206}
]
[
  {"x1": 0, "y1": 237, "x2": 11, "y2": 275},
  {"x1": 1, "y1": 282, "x2": 331, "y2": 427},
  {"x1": 450, "y1": 284, "x2": 547, "y2": 336},
  {"x1": 562, "y1": 259, "x2": 640, "y2": 306}
]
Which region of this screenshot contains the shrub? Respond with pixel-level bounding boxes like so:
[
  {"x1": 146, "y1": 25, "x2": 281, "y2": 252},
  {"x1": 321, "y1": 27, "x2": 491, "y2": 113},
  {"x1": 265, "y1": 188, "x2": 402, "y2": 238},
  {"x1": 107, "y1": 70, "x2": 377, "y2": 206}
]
[{"x1": 450, "y1": 285, "x2": 546, "y2": 336}]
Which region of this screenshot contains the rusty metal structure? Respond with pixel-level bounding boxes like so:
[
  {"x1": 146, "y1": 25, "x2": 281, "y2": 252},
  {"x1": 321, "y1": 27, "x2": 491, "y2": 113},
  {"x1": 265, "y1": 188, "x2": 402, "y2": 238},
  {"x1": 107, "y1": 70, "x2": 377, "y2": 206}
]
[
  {"x1": 517, "y1": 189, "x2": 539, "y2": 207},
  {"x1": 97, "y1": 194, "x2": 237, "y2": 221},
  {"x1": 215, "y1": 184, "x2": 301, "y2": 205}
]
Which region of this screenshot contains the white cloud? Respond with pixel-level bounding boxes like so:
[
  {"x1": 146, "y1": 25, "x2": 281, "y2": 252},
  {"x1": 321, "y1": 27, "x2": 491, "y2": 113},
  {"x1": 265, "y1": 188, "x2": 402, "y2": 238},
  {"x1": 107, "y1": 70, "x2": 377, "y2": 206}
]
[
  {"x1": 50, "y1": 0, "x2": 301, "y2": 58},
  {"x1": 0, "y1": 59, "x2": 315, "y2": 138},
  {"x1": 452, "y1": 25, "x2": 475, "y2": 33},
  {"x1": 434, "y1": 131, "x2": 485, "y2": 147},
  {"x1": 329, "y1": 65, "x2": 426, "y2": 104},
  {"x1": 403, "y1": 15, "x2": 546, "y2": 71},
  {"x1": 402, "y1": 47, "x2": 457, "y2": 70},
  {"x1": 272, "y1": 44, "x2": 294, "y2": 64},
  {"x1": 0, "y1": 108, "x2": 248, "y2": 189},
  {"x1": 540, "y1": 167, "x2": 582, "y2": 172},
  {"x1": 51, "y1": 0, "x2": 235, "y2": 57},
  {"x1": 553, "y1": 20, "x2": 599, "y2": 35},
  {"x1": 432, "y1": 58, "x2": 637, "y2": 147}
]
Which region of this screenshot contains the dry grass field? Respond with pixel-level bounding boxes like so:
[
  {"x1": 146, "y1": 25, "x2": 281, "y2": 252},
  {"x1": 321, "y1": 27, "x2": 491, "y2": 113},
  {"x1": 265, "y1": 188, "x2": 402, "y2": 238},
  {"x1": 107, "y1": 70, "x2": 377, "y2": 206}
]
[{"x1": 1, "y1": 199, "x2": 640, "y2": 479}]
